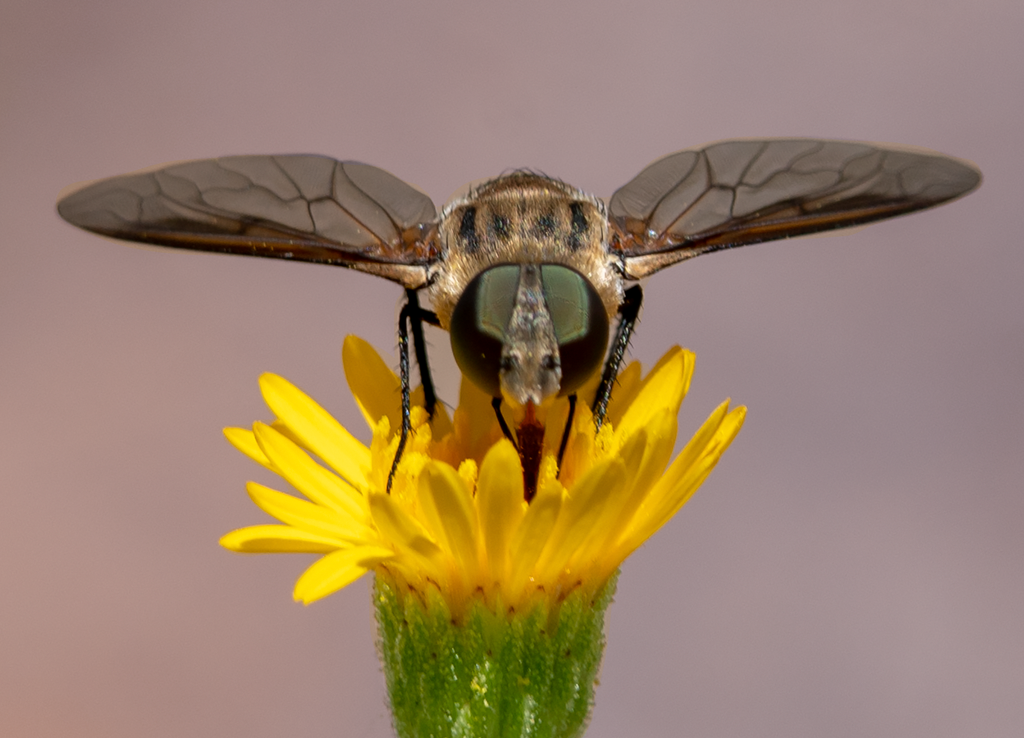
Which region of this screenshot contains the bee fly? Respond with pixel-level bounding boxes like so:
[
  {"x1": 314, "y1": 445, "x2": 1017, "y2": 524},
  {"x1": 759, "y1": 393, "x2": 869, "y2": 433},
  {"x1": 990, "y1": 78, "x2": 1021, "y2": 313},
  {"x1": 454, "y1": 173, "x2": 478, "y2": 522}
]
[{"x1": 57, "y1": 139, "x2": 980, "y2": 497}]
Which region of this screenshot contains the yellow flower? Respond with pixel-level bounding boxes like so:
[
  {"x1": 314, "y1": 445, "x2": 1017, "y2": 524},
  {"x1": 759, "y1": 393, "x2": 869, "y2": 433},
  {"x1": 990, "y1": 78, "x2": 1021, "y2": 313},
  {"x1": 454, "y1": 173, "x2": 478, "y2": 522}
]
[{"x1": 221, "y1": 336, "x2": 745, "y2": 616}]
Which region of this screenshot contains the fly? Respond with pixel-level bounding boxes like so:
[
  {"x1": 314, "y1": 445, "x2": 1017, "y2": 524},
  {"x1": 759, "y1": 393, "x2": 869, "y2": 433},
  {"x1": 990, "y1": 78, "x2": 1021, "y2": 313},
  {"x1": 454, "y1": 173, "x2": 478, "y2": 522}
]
[{"x1": 57, "y1": 139, "x2": 981, "y2": 498}]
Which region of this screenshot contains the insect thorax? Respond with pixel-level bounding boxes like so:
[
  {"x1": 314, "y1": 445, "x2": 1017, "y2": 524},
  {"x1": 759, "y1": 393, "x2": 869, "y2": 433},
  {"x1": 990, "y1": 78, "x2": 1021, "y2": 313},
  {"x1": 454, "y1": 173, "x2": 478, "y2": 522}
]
[{"x1": 427, "y1": 172, "x2": 622, "y2": 327}]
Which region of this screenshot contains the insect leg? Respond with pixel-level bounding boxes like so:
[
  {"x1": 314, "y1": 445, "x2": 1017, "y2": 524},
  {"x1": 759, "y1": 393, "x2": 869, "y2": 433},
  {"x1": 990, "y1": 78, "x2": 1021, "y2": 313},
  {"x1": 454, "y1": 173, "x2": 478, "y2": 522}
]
[
  {"x1": 592, "y1": 284, "x2": 643, "y2": 429},
  {"x1": 404, "y1": 288, "x2": 438, "y2": 418},
  {"x1": 491, "y1": 397, "x2": 519, "y2": 451},
  {"x1": 388, "y1": 300, "x2": 416, "y2": 493},
  {"x1": 556, "y1": 393, "x2": 577, "y2": 475},
  {"x1": 388, "y1": 292, "x2": 443, "y2": 493}
]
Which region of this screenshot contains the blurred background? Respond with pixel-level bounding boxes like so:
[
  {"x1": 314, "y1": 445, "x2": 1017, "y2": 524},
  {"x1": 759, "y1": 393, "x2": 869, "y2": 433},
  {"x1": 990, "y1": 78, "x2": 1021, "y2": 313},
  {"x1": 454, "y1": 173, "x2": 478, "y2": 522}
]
[{"x1": 2, "y1": 1, "x2": 1021, "y2": 736}]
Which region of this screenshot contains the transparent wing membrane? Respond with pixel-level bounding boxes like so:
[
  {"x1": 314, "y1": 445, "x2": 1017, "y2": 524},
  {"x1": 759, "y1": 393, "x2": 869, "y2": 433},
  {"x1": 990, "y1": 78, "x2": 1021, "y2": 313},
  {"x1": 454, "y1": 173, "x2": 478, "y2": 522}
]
[
  {"x1": 608, "y1": 139, "x2": 981, "y2": 278},
  {"x1": 58, "y1": 155, "x2": 439, "y2": 287}
]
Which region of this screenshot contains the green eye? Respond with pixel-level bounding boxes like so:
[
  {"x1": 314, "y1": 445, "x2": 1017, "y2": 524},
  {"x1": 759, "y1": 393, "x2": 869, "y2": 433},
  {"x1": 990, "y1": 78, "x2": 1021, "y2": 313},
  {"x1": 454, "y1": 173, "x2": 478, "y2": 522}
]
[
  {"x1": 449, "y1": 264, "x2": 608, "y2": 398},
  {"x1": 449, "y1": 265, "x2": 519, "y2": 397},
  {"x1": 539, "y1": 265, "x2": 608, "y2": 395}
]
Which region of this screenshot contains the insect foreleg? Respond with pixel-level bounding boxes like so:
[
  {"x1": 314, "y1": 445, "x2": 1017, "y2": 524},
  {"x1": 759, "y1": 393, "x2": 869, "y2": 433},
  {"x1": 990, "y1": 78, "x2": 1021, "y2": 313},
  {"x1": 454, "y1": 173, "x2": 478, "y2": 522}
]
[
  {"x1": 404, "y1": 288, "x2": 439, "y2": 418},
  {"x1": 556, "y1": 393, "x2": 577, "y2": 475},
  {"x1": 388, "y1": 299, "x2": 417, "y2": 493},
  {"x1": 491, "y1": 397, "x2": 518, "y2": 450},
  {"x1": 592, "y1": 284, "x2": 643, "y2": 429}
]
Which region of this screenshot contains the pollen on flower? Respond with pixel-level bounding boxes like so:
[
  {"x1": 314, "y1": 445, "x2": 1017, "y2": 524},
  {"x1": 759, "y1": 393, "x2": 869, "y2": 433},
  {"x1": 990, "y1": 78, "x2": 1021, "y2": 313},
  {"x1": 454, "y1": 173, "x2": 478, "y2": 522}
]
[{"x1": 220, "y1": 335, "x2": 745, "y2": 617}]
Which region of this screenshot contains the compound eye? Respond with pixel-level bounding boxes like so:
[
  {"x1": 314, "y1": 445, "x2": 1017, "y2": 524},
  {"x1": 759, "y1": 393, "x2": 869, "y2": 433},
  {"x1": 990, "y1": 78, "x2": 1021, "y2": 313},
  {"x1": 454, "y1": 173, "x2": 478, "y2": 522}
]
[
  {"x1": 449, "y1": 264, "x2": 520, "y2": 398},
  {"x1": 539, "y1": 265, "x2": 609, "y2": 395}
]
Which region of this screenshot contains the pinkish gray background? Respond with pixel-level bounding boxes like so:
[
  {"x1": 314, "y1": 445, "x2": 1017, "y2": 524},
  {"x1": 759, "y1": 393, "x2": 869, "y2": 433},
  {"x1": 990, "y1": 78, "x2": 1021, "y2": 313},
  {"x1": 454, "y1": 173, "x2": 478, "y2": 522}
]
[{"x1": 3, "y1": 1, "x2": 1021, "y2": 736}]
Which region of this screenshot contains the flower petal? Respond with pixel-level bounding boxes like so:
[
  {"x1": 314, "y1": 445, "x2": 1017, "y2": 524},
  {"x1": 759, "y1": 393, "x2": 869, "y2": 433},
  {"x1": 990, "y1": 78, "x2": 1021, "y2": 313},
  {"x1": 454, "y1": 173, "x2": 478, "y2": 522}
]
[
  {"x1": 567, "y1": 428, "x2": 650, "y2": 570},
  {"x1": 343, "y1": 335, "x2": 402, "y2": 431},
  {"x1": 224, "y1": 427, "x2": 275, "y2": 471},
  {"x1": 418, "y1": 462, "x2": 480, "y2": 583},
  {"x1": 451, "y1": 376, "x2": 501, "y2": 460},
  {"x1": 614, "y1": 348, "x2": 693, "y2": 440},
  {"x1": 617, "y1": 402, "x2": 746, "y2": 558},
  {"x1": 476, "y1": 440, "x2": 526, "y2": 584},
  {"x1": 220, "y1": 525, "x2": 342, "y2": 553},
  {"x1": 343, "y1": 335, "x2": 454, "y2": 440},
  {"x1": 245, "y1": 481, "x2": 372, "y2": 543},
  {"x1": 506, "y1": 477, "x2": 563, "y2": 594},
  {"x1": 259, "y1": 373, "x2": 370, "y2": 489},
  {"x1": 663, "y1": 400, "x2": 744, "y2": 493},
  {"x1": 534, "y1": 459, "x2": 627, "y2": 583},
  {"x1": 253, "y1": 421, "x2": 368, "y2": 522},
  {"x1": 368, "y1": 492, "x2": 444, "y2": 581},
  {"x1": 600, "y1": 409, "x2": 677, "y2": 545},
  {"x1": 293, "y1": 545, "x2": 395, "y2": 604}
]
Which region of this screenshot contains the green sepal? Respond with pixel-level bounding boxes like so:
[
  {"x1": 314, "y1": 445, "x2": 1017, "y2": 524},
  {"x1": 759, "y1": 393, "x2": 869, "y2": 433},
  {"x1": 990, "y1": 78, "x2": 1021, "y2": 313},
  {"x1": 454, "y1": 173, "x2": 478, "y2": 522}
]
[{"x1": 374, "y1": 572, "x2": 617, "y2": 738}]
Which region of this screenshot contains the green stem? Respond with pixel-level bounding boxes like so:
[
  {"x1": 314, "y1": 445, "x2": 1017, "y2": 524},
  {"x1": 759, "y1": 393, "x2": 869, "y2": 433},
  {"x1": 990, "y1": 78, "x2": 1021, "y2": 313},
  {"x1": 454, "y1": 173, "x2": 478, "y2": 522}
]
[{"x1": 374, "y1": 572, "x2": 617, "y2": 738}]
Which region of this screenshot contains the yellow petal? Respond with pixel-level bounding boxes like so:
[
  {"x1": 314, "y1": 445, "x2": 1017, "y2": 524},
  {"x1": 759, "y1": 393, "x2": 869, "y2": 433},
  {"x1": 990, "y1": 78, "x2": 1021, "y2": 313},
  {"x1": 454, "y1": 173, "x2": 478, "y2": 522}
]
[
  {"x1": 534, "y1": 459, "x2": 626, "y2": 582},
  {"x1": 343, "y1": 335, "x2": 402, "y2": 431},
  {"x1": 664, "y1": 400, "x2": 744, "y2": 495},
  {"x1": 253, "y1": 422, "x2": 368, "y2": 522},
  {"x1": 368, "y1": 492, "x2": 444, "y2": 580},
  {"x1": 293, "y1": 545, "x2": 395, "y2": 604},
  {"x1": 344, "y1": 335, "x2": 455, "y2": 440},
  {"x1": 457, "y1": 458, "x2": 478, "y2": 496},
  {"x1": 259, "y1": 373, "x2": 370, "y2": 489},
  {"x1": 453, "y1": 375, "x2": 501, "y2": 460},
  {"x1": 617, "y1": 403, "x2": 746, "y2": 557},
  {"x1": 418, "y1": 462, "x2": 480, "y2": 581},
  {"x1": 557, "y1": 402, "x2": 598, "y2": 485},
  {"x1": 245, "y1": 482, "x2": 372, "y2": 543},
  {"x1": 476, "y1": 440, "x2": 526, "y2": 583},
  {"x1": 269, "y1": 419, "x2": 307, "y2": 449},
  {"x1": 643, "y1": 345, "x2": 688, "y2": 389},
  {"x1": 614, "y1": 349, "x2": 693, "y2": 441},
  {"x1": 567, "y1": 428, "x2": 650, "y2": 570},
  {"x1": 600, "y1": 409, "x2": 677, "y2": 544},
  {"x1": 219, "y1": 525, "x2": 342, "y2": 553},
  {"x1": 604, "y1": 350, "x2": 682, "y2": 429},
  {"x1": 506, "y1": 478, "x2": 563, "y2": 593},
  {"x1": 224, "y1": 426, "x2": 275, "y2": 471}
]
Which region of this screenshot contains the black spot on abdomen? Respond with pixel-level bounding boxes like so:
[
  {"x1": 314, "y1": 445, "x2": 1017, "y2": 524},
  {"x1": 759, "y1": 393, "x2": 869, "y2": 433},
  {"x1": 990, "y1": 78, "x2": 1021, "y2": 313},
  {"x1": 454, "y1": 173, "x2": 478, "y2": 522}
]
[
  {"x1": 568, "y1": 202, "x2": 588, "y2": 251},
  {"x1": 460, "y1": 206, "x2": 480, "y2": 252},
  {"x1": 491, "y1": 214, "x2": 511, "y2": 239},
  {"x1": 535, "y1": 213, "x2": 556, "y2": 236}
]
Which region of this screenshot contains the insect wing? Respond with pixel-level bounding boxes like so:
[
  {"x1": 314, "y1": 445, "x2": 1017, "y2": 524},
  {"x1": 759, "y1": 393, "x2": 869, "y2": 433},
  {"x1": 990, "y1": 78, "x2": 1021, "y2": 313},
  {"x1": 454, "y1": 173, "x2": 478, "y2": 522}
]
[
  {"x1": 608, "y1": 139, "x2": 981, "y2": 278},
  {"x1": 57, "y1": 155, "x2": 439, "y2": 287}
]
